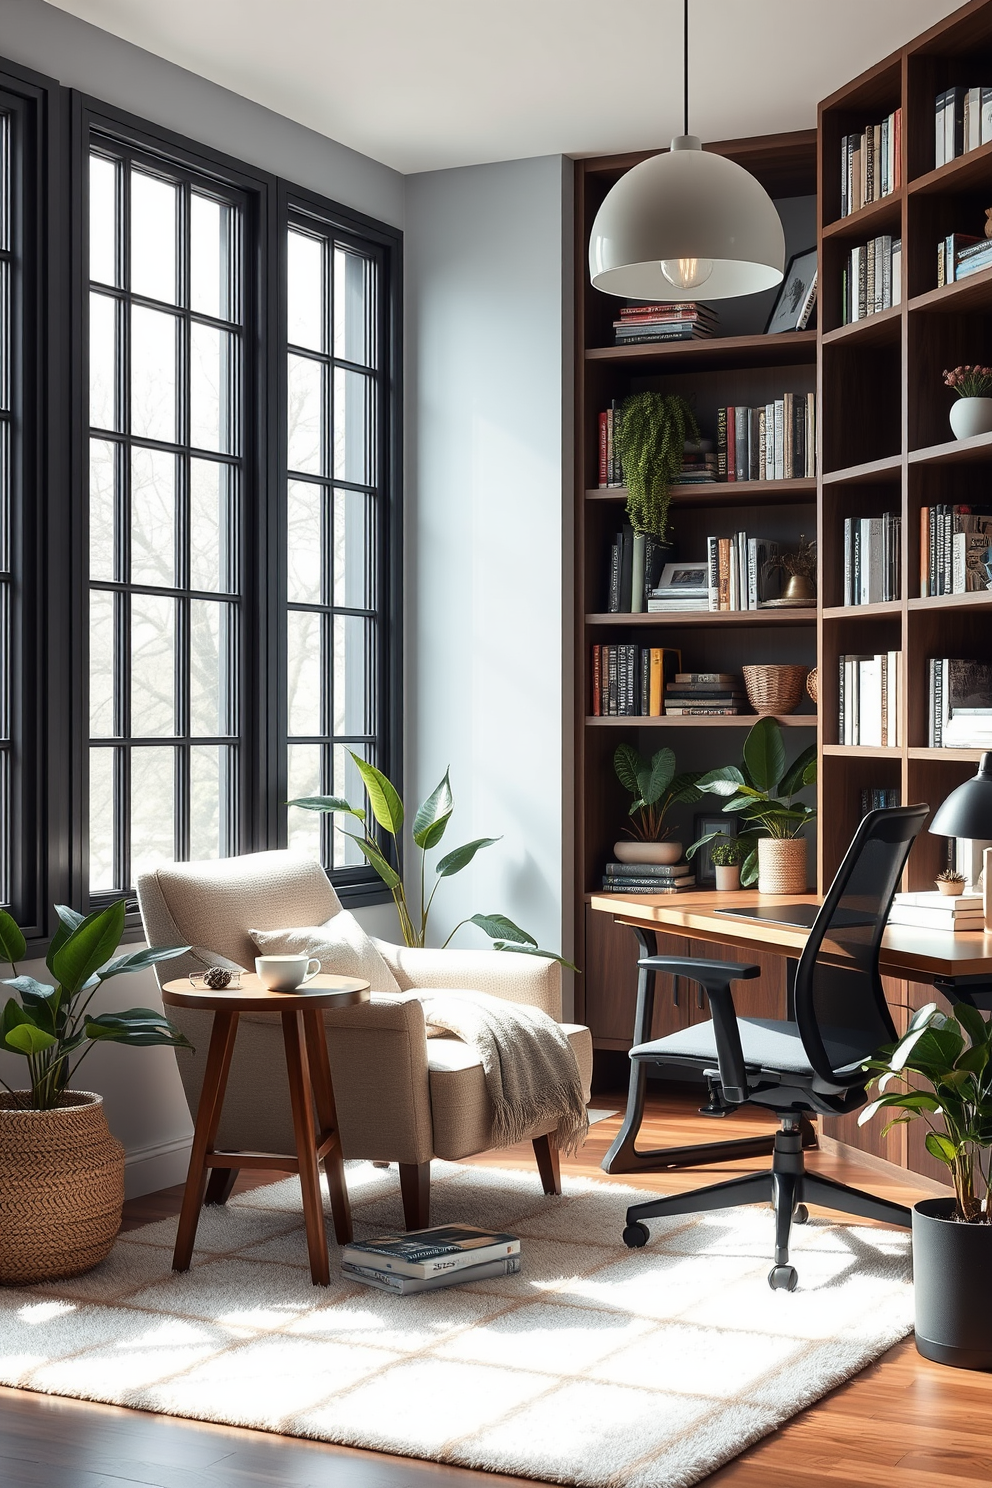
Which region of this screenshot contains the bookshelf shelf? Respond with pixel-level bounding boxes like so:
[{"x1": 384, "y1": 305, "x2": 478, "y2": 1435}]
[
  {"x1": 822, "y1": 600, "x2": 903, "y2": 619},
  {"x1": 585, "y1": 479, "x2": 816, "y2": 509},
  {"x1": 821, "y1": 454, "x2": 902, "y2": 485},
  {"x1": 585, "y1": 714, "x2": 817, "y2": 728},
  {"x1": 909, "y1": 267, "x2": 992, "y2": 316},
  {"x1": 584, "y1": 330, "x2": 816, "y2": 372},
  {"x1": 907, "y1": 592, "x2": 992, "y2": 612},
  {"x1": 821, "y1": 305, "x2": 902, "y2": 349},
  {"x1": 908, "y1": 747, "x2": 988, "y2": 762},
  {"x1": 822, "y1": 744, "x2": 902, "y2": 758},
  {"x1": 908, "y1": 431, "x2": 992, "y2": 466},
  {"x1": 909, "y1": 137, "x2": 992, "y2": 196},
  {"x1": 586, "y1": 610, "x2": 816, "y2": 628},
  {"x1": 821, "y1": 192, "x2": 903, "y2": 242}
]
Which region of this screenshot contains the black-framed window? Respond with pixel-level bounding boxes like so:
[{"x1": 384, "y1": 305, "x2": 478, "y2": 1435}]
[{"x1": 0, "y1": 108, "x2": 13, "y2": 908}]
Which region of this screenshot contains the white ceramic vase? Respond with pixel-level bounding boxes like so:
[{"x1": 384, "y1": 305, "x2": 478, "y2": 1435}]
[
  {"x1": 612, "y1": 840, "x2": 682, "y2": 865},
  {"x1": 949, "y1": 397, "x2": 992, "y2": 440}
]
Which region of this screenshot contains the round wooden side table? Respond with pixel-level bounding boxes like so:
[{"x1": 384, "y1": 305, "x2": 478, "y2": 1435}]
[{"x1": 162, "y1": 973, "x2": 370, "y2": 1286}]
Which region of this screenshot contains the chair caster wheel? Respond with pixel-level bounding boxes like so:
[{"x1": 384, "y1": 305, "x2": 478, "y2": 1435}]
[
  {"x1": 623, "y1": 1222, "x2": 650, "y2": 1249},
  {"x1": 792, "y1": 1204, "x2": 809, "y2": 1224},
  {"x1": 768, "y1": 1264, "x2": 798, "y2": 1291}
]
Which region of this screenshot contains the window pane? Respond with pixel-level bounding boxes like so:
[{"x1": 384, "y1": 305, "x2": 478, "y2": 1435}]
[
  {"x1": 288, "y1": 230, "x2": 323, "y2": 352},
  {"x1": 190, "y1": 598, "x2": 234, "y2": 737},
  {"x1": 89, "y1": 154, "x2": 118, "y2": 287},
  {"x1": 287, "y1": 743, "x2": 322, "y2": 858},
  {"x1": 332, "y1": 743, "x2": 369, "y2": 868},
  {"x1": 287, "y1": 480, "x2": 322, "y2": 604},
  {"x1": 89, "y1": 438, "x2": 117, "y2": 581},
  {"x1": 90, "y1": 292, "x2": 118, "y2": 431},
  {"x1": 287, "y1": 608, "x2": 321, "y2": 736},
  {"x1": 190, "y1": 745, "x2": 229, "y2": 859},
  {"x1": 190, "y1": 322, "x2": 236, "y2": 453},
  {"x1": 130, "y1": 446, "x2": 176, "y2": 587},
  {"x1": 130, "y1": 169, "x2": 177, "y2": 304},
  {"x1": 131, "y1": 593, "x2": 176, "y2": 736},
  {"x1": 333, "y1": 614, "x2": 372, "y2": 736},
  {"x1": 288, "y1": 354, "x2": 323, "y2": 474},
  {"x1": 89, "y1": 589, "x2": 116, "y2": 737},
  {"x1": 191, "y1": 194, "x2": 234, "y2": 321},
  {"x1": 333, "y1": 488, "x2": 374, "y2": 609},
  {"x1": 131, "y1": 304, "x2": 177, "y2": 443},
  {"x1": 334, "y1": 246, "x2": 372, "y2": 367},
  {"x1": 190, "y1": 458, "x2": 235, "y2": 593},
  {"x1": 130, "y1": 747, "x2": 175, "y2": 877},
  {"x1": 89, "y1": 748, "x2": 116, "y2": 891},
  {"x1": 0, "y1": 261, "x2": 7, "y2": 414},
  {"x1": 333, "y1": 366, "x2": 372, "y2": 484}
]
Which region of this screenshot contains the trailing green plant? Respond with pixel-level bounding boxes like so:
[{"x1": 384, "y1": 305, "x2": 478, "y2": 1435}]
[
  {"x1": 612, "y1": 391, "x2": 699, "y2": 540},
  {"x1": 290, "y1": 756, "x2": 573, "y2": 966},
  {"x1": 613, "y1": 744, "x2": 702, "y2": 842},
  {"x1": 687, "y1": 716, "x2": 816, "y2": 885},
  {"x1": 711, "y1": 836, "x2": 745, "y2": 868},
  {"x1": 0, "y1": 901, "x2": 190, "y2": 1111},
  {"x1": 860, "y1": 1001, "x2": 992, "y2": 1222}
]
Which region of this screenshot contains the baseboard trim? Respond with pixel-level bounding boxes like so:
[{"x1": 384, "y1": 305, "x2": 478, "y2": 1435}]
[
  {"x1": 124, "y1": 1135, "x2": 192, "y2": 1199},
  {"x1": 817, "y1": 1134, "x2": 953, "y2": 1198}
]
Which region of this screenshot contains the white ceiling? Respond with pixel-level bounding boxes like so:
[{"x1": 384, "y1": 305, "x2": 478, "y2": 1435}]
[{"x1": 44, "y1": 0, "x2": 963, "y2": 175}]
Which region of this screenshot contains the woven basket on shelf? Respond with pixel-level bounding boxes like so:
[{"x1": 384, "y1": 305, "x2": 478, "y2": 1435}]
[
  {"x1": 807, "y1": 667, "x2": 818, "y2": 704},
  {"x1": 742, "y1": 664, "x2": 809, "y2": 716},
  {"x1": 0, "y1": 1091, "x2": 124, "y2": 1285}
]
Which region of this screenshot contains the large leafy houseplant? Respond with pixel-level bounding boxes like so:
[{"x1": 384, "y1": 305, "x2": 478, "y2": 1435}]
[
  {"x1": 612, "y1": 391, "x2": 699, "y2": 540},
  {"x1": 687, "y1": 717, "x2": 817, "y2": 886},
  {"x1": 0, "y1": 901, "x2": 190, "y2": 1111},
  {"x1": 291, "y1": 755, "x2": 572, "y2": 966},
  {"x1": 613, "y1": 744, "x2": 702, "y2": 841}
]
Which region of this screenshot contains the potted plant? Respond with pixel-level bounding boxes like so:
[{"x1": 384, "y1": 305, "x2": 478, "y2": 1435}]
[
  {"x1": 944, "y1": 364, "x2": 992, "y2": 440},
  {"x1": 612, "y1": 391, "x2": 699, "y2": 540},
  {"x1": 688, "y1": 717, "x2": 816, "y2": 893},
  {"x1": 611, "y1": 744, "x2": 702, "y2": 865},
  {"x1": 860, "y1": 1000, "x2": 992, "y2": 1368},
  {"x1": 711, "y1": 836, "x2": 745, "y2": 891},
  {"x1": 0, "y1": 901, "x2": 189, "y2": 1285},
  {"x1": 935, "y1": 868, "x2": 966, "y2": 896}
]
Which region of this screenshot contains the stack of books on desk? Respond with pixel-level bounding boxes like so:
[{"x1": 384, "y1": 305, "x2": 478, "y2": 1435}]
[
  {"x1": 888, "y1": 891, "x2": 984, "y2": 932},
  {"x1": 600, "y1": 861, "x2": 696, "y2": 894},
  {"x1": 342, "y1": 1225, "x2": 521, "y2": 1295}
]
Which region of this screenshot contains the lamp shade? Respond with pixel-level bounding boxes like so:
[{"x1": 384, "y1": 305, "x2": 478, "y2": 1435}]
[
  {"x1": 588, "y1": 136, "x2": 786, "y2": 301},
  {"x1": 929, "y1": 753, "x2": 992, "y2": 838}
]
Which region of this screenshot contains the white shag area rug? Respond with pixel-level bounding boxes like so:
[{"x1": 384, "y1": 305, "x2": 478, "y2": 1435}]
[{"x1": 0, "y1": 1160, "x2": 913, "y2": 1488}]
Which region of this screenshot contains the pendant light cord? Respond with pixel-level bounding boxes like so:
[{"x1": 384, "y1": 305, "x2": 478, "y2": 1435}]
[{"x1": 683, "y1": 0, "x2": 689, "y2": 137}]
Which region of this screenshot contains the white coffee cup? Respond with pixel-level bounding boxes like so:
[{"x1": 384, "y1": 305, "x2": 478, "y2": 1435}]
[{"x1": 254, "y1": 954, "x2": 321, "y2": 992}]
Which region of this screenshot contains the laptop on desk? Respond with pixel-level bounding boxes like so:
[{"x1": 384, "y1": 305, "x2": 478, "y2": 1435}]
[{"x1": 714, "y1": 903, "x2": 876, "y2": 930}]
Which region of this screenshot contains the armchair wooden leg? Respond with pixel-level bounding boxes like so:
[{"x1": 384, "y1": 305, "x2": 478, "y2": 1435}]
[
  {"x1": 533, "y1": 1133, "x2": 562, "y2": 1196},
  {"x1": 204, "y1": 1168, "x2": 238, "y2": 1205},
  {"x1": 399, "y1": 1162, "x2": 431, "y2": 1230}
]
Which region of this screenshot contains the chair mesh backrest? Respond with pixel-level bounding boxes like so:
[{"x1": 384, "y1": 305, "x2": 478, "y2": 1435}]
[{"x1": 794, "y1": 805, "x2": 928, "y2": 1086}]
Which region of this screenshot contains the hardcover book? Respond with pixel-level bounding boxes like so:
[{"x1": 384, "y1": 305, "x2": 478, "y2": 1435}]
[{"x1": 342, "y1": 1225, "x2": 520, "y2": 1280}]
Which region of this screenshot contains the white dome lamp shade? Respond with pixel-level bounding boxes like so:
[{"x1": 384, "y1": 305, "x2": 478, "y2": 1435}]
[{"x1": 588, "y1": 3, "x2": 786, "y2": 301}]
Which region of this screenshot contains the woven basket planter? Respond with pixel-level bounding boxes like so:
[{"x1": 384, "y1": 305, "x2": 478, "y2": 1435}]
[
  {"x1": 0, "y1": 1091, "x2": 124, "y2": 1285},
  {"x1": 807, "y1": 667, "x2": 818, "y2": 705},
  {"x1": 742, "y1": 664, "x2": 809, "y2": 716},
  {"x1": 757, "y1": 837, "x2": 808, "y2": 895}
]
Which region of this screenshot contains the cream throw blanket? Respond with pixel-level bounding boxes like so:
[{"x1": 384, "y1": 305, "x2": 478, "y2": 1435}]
[{"x1": 414, "y1": 989, "x2": 589, "y2": 1156}]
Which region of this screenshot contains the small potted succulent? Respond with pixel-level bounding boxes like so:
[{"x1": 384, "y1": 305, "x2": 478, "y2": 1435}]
[
  {"x1": 944, "y1": 365, "x2": 992, "y2": 440},
  {"x1": 612, "y1": 744, "x2": 702, "y2": 864},
  {"x1": 935, "y1": 868, "x2": 967, "y2": 897},
  {"x1": 711, "y1": 836, "x2": 745, "y2": 891}
]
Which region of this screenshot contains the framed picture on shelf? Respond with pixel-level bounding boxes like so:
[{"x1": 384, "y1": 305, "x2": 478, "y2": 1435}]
[
  {"x1": 765, "y1": 246, "x2": 817, "y2": 335},
  {"x1": 693, "y1": 815, "x2": 737, "y2": 886},
  {"x1": 654, "y1": 562, "x2": 709, "y2": 594}
]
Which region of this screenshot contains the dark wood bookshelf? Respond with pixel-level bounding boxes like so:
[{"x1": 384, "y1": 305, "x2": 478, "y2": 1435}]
[
  {"x1": 586, "y1": 714, "x2": 817, "y2": 729},
  {"x1": 586, "y1": 610, "x2": 816, "y2": 628},
  {"x1": 585, "y1": 329, "x2": 816, "y2": 371},
  {"x1": 586, "y1": 478, "x2": 815, "y2": 509}
]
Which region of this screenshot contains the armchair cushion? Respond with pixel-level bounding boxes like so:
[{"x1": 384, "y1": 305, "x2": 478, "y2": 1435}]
[
  {"x1": 250, "y1": 913, "x2": 401, "y2": 993},
  {"x1": 374, "y1": 941, "x2": 562, "y2": 1019}
]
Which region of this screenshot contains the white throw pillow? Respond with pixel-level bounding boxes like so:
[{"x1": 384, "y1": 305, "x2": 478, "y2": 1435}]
[{"x1": 249, "y1": 911, "x2": 401, "y2": 994}]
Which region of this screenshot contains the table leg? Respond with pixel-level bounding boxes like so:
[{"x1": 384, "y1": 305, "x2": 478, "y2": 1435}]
[
  {"x1": 302, "y1": 1008, "x2": 353, "y2": 1246},
  {"x1": 173, "y1": 1010, "x2": 240, "y2": 1272},
  {"x1": 282, "y1": 1009, "x2": 331, "y2": 1286}
]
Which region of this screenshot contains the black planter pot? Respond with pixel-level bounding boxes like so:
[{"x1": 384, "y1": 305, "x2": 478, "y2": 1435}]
[{"x1": 913, "y1": 1197, "x2": 992, "y2": 1369}]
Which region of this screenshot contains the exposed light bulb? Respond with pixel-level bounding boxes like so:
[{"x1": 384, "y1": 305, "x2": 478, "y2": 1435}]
[{"x1": 660, "y1": 256, "x2": 714, "y2": 290}]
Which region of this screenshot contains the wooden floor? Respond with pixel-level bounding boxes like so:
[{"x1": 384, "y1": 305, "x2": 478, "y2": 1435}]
[{"x1": 3, "y1": 1089, "x2": 990, "y2": 1488}]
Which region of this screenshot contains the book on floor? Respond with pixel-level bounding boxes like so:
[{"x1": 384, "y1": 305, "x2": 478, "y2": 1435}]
[
  {"x1": 344, "y1": 1255, "x2": 522, "y2": 1295},
  {"x1": 342, "y1": 1224, "x2": 520, "y2": 1279}
]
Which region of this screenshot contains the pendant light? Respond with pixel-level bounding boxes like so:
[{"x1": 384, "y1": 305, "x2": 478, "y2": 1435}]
[{"x1": 588, "y1": 0, "x2": 786, "y2": 301}]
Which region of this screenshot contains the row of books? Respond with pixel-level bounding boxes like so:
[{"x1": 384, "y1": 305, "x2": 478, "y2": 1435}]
[
  {"x1": 839, "y1": 652, "x2": 901, "y2": 747},
  {"x1": 599, "y1": 860, "x2": 696, "y2": 894},
  {"x1": 842, "y1": 513, "x2": 901, "y2": 606},
  {"x1": 889, "y1": 889, "x2": 983, "y2": 933},
  {"x1": 590, "y1": 656, "x2": 747, "y2": 719},
  {"x1": 598, "y1": 399, "x2": 623, "y2": 487},
  {"x1": 840, "y1": 236, "x2": 902, "y2": 324},
  {"x1": 935, "y1": 86, "x2": 992, "y2": 169},
  {"x1": 612, "y1": 301, "x2": 718, "y2": 346},
  {"x1": 839, "y1": 109, "x2": 902, "y2": 218},
  {"x1": 929, "y1": 659, "x2": 992, "y2": 748},
  {"x1": 937, "y1": 232, "x2": 992, "y2": 286},
  {"x1": 920, "y1": 505, "x2": 992, "y2": 598},
  {"x1": 860, "y1": 786, "x2": 900, "y2": 814},
  {"x1": 605, "y1": 525, "x2": 667, "y2": 612},
  {"x1": 342, "y1": 1225, "x2": 521, "y2": 1296},
  {"x1": 702, "y1": 534, "x2": 783, "y2": 612},
  {"x1": 716, "y1": 395, "x2": 816, "y2": 481}
]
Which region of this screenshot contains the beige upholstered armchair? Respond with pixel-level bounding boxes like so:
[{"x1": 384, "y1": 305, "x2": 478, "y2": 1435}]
[{"x1": 137, "y1": 850, "x2": 592, "y2": 1229}]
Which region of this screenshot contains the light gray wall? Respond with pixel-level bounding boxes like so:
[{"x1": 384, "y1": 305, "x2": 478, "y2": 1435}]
[{"x1": 404, "y1": 155, "x2": 572, "y2": 1001}]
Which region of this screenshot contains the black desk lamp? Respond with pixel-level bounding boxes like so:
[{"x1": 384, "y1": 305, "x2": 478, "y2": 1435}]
[{"x1": 929, "y1": 752, "x2": 992, "y2": 929}]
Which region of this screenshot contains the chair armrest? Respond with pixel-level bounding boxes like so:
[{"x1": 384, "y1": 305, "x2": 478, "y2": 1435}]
[
  {"x1": 373, "y1": 941, "x2": 562, "y2": 1019},
  {"x1": 639, "y1": 955, "x2": 757, "y2": 1104}
]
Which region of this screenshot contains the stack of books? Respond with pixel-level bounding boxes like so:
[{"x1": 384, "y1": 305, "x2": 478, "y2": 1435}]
[
  {"x1": 920, "y1": 505, "x2": 992, "y2": 597},
  {"x1": 935, "y1": 87, "x2": 992, "y2": 168},
  {"x1": 705, "y1": 533, "x2": 781, "y2": 611},
  {"x1": 838, "y1": 652, "x2": 902, "y2": 746},
  {"x1": 843, "y1": 513, "x2": 901, "y2": 605},
  {"x1": 646, "y1": 566, "x2": 709, "y2": 612},
  {"x1": 716, "y1": 395, "x2": 816, "y2": 482},
  {"x1": 600, "y1": 860, "x2": 696, "y2": 894},
  {"x1": 888, "y1": 890, "x2": 984, "y2": 933},
  {"x1": 840, "y1": 109, "x2": 902, "y2": 216},
  {"x1": 929, "y1": 659, "x2": 992, "y2": 748},
  {"x1": 937, "y1": 232, "x2": 992, "y2": 285},
  {"x1": 612, "y1": 302, "x2": 718, "y2": 345},
  {"x1": 841, "y1": 236, "x2": 902, "y2": 324},
  {"x1": 342, "y1": 1225, "x2": 521, "y2": 1295},
  {"x1": 664, "y1": 671, "x2": 746, "y2": 717},
  {"x1": 590, "y1": 645, "x2": 680, "y2": 717},
  {"x1": 675, "y1": 440, "x2": 718, "y2": 484}
]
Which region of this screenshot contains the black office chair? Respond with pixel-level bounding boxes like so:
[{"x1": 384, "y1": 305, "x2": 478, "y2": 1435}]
[{"x1": 615, "y1": 804, "x2": 929, "y2": 1290}]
